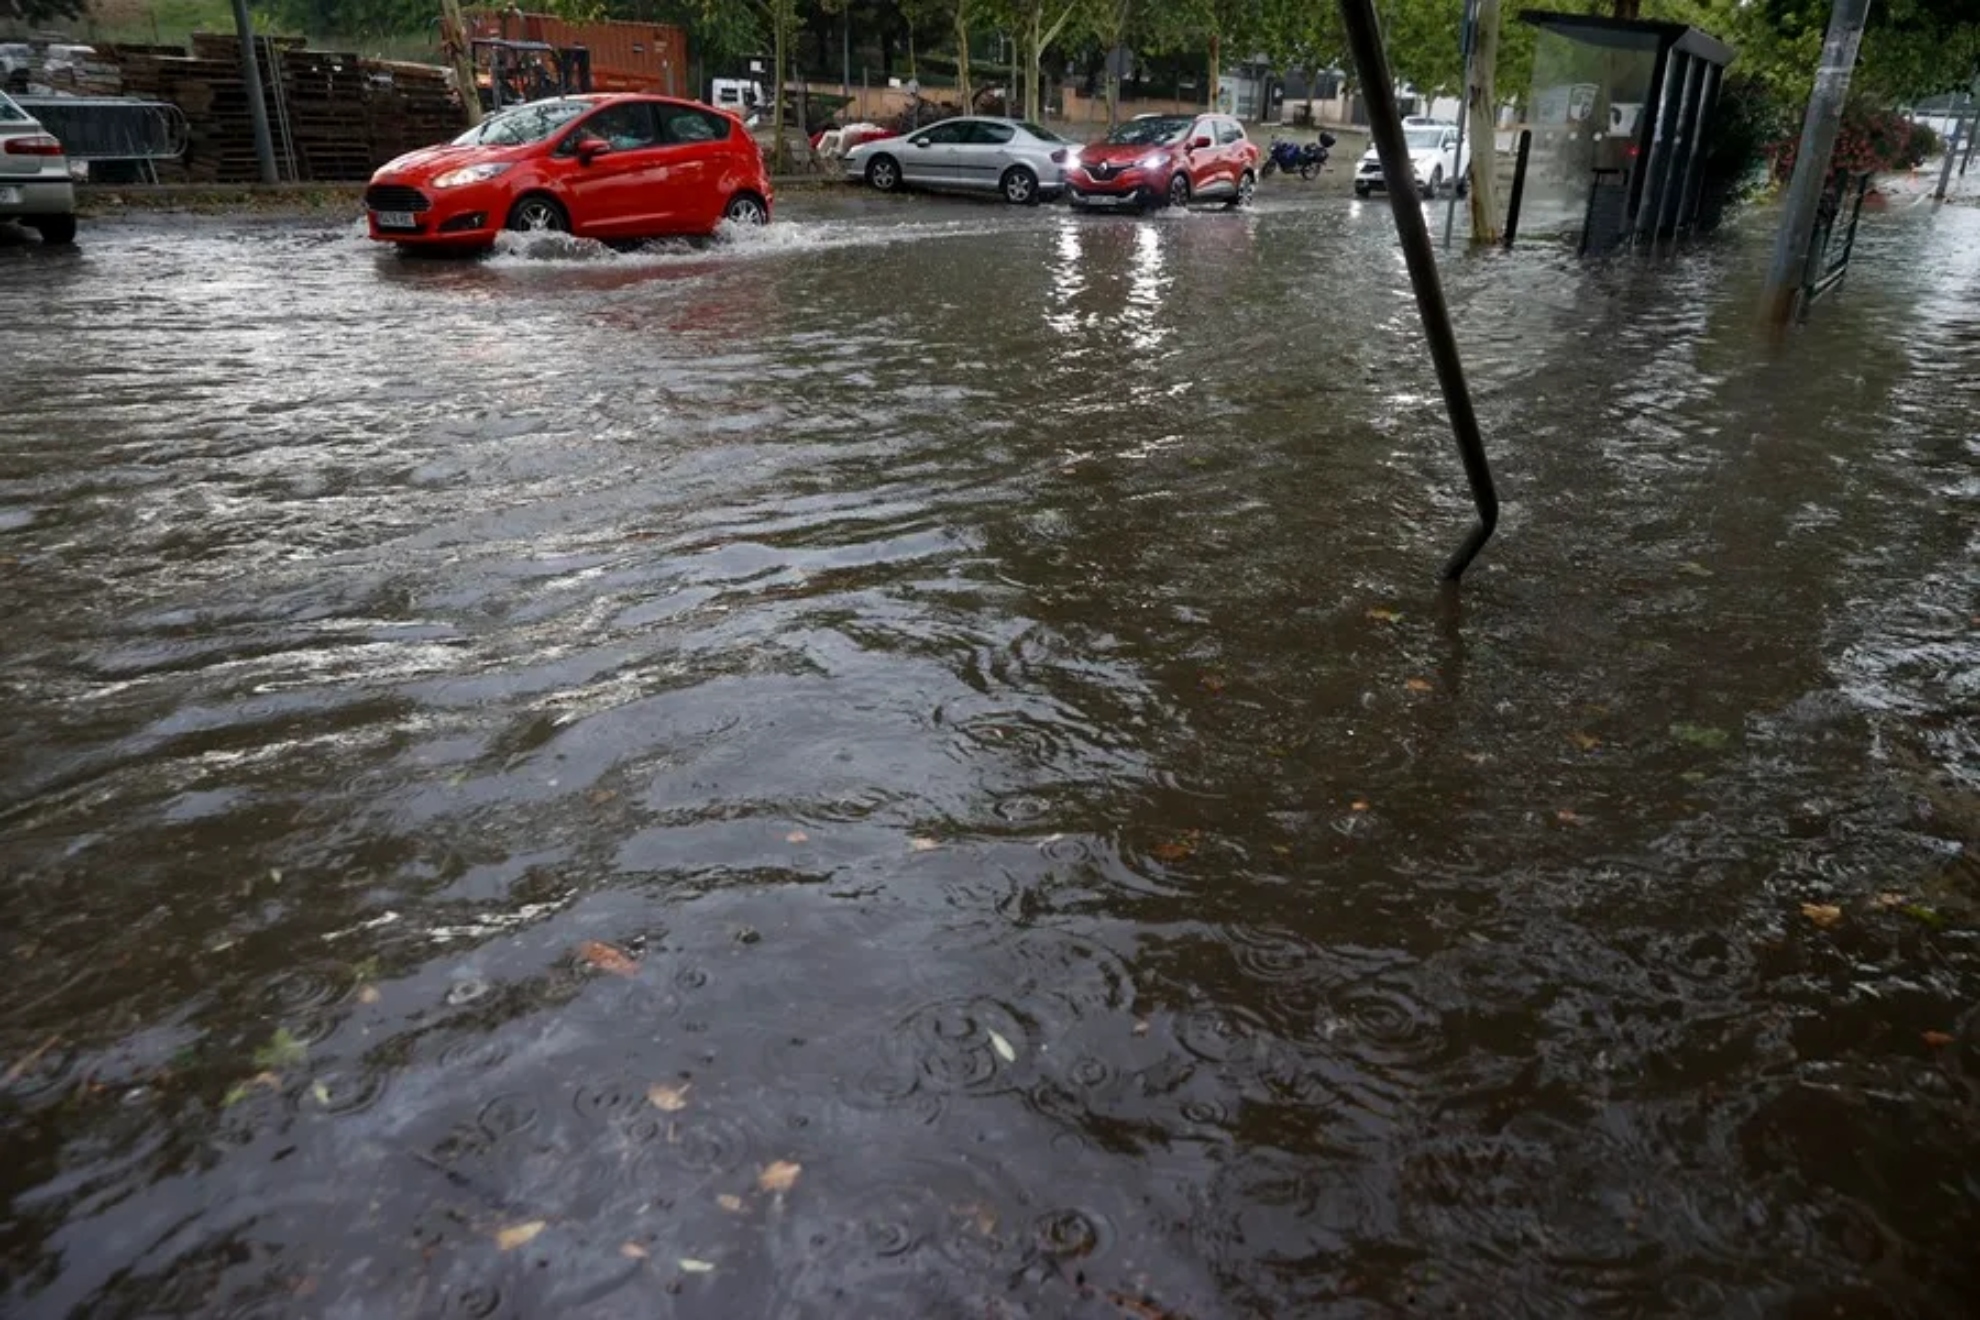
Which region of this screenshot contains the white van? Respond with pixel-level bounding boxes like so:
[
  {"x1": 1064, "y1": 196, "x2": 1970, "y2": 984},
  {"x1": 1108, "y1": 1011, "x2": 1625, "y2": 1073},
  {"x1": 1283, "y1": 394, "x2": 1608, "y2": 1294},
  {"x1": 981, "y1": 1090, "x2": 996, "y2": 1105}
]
[{"x1": 710, "y1": 78, "x2": 765, "y2": 126}]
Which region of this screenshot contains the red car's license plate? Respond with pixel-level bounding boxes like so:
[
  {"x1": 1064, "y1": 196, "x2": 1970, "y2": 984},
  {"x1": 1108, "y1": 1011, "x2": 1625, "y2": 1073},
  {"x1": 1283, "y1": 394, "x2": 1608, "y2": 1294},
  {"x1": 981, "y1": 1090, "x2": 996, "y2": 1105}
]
[{"x1": 374, "y1": 211, "x2": 416, "y2": 230}]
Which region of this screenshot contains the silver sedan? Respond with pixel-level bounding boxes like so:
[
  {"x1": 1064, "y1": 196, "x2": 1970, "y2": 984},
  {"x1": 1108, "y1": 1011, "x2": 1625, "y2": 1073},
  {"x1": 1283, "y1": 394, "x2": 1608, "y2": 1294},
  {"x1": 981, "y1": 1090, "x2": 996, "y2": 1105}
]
[
  {"x1": 844, "y1": 116, "x2": 1069, "y2": 205},
  {"x1": 0, "y1": 90, "x2": 76, "y2": 245}
]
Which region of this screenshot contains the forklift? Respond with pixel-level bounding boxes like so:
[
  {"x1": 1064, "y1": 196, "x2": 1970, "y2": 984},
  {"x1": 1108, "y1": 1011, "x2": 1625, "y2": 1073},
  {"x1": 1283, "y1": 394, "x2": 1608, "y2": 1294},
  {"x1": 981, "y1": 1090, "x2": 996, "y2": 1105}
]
[{"x1": 473, "y1": 38, "x2": 592, "y2": 110}]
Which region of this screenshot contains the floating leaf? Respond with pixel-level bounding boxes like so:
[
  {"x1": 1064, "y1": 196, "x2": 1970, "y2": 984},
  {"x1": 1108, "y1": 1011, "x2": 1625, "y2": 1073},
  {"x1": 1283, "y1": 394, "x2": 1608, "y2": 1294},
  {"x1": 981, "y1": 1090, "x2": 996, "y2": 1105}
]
[
  {"x1": 357, "y1": 985, "x2": 382, "y2": 1005},
  {"x1": 909, "y1": 837, "x2": 941, "y2": 852},
  {"x1": 678, "y1": 1258, "x2": 716, "y2": 1274},
  {"x1": 647, "y1": 1082, "x2": 692, "y2": 1112},
  {"x1": 1670, "y1": 723, "x2": 1731, "y2": 750},
  {"x1": 1569, "y1": 730, "x2": 1601, "y2": 752},
  {"x1": 1800, "y1": 903, "x2": 1844, "y2": 929},
  {"x1": 1131, "y1": 1019, "x2": 1150, "y2": 1037},
  {"x1": 1677, "y1": 561, "x2": 1715, "y2": 578},
  {"x1": 987, "y1": 1029, "x2": 1017, "y2": 1064},
  {"x1": 1405, "y1": 678, "x2": 1434, "y2": 693},
  {"x1": 1680, "y1": 770, "x2": 1710, "y2": 785},
  {"x1": 1349, "y1": 799, "x2": 1370, "y2": 813},
  {"x1": 758, "y1": 1160, "x2": 802, "y2": 1193},
  {"x1": 1873, "y1": 892, "x2": 1907, "y2": 909},
  {"x1": 1901, "y1": 904, "x2": 1947, "y2": 930},
  {"x1": 253, "y1": 1029, "x2": 307, "y2": 1071},
  {"x1": 1366, "y1": 607, "x2": 1402, "y2": 623},
  {"x1": 785, "y1": 830, "x2": 809, "y2": 844},
  {"x1": 578, "y1": 940, "x2": 638, "y2": 977},
  {"x1": 589, "y1": 788, "x2": 618, "y2": 806},
  {"x1": 496, "y1": 1220, "x2": 546, "y2": 1252},
  {"x1": 1923, "y1": 1031, "x2": 1956, "y2": 1049},
  {"x1": 1198, "y1": 672, "x2": 1227, "y2": 694},
  {"x1": 620, "y1": 1242, "x2": 649, "y2": 1260},
  {"x1": 311, "y1": 1081, "x2": 332, "y2": 1106},
  {"x1": 1149, "y1": 830, "x2": 1201, "y2": 863},
  {"x1": 717, "y1": 1194, "x2": 744, "y2": 1213},
  {"x1": 222, "y1": 1082, "x2": 252, "y2": 1108},
  {"x1": 1556, "y1": 809, "x2": 1585, "y2": 826}
]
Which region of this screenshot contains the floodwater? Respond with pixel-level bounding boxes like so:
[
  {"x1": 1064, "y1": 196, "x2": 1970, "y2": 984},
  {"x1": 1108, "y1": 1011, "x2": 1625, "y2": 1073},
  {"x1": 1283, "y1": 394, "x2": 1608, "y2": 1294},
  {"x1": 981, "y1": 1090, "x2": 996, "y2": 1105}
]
[{"x1": 2, "y1": 185, "x2": 1976, "y2": 1318}]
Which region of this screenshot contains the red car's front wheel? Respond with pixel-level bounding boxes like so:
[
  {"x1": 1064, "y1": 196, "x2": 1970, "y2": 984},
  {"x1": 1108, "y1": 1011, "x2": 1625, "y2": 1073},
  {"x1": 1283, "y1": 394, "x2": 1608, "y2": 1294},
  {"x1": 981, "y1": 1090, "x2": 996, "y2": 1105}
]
[
  {"x1": 505, "y1": 195, "x2": 569, "y2": 233},
  {"x1": 1167, "y1": 173, "x2": 1192, "y2": 209}
]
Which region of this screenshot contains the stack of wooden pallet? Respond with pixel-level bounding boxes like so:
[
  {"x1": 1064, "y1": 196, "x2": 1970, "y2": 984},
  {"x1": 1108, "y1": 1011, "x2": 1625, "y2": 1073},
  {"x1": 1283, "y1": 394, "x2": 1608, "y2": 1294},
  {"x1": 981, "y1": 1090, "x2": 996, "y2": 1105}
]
[
  {"x1": 274, "y1": 47, "x2": 376, "y2": 181},
  {"x1": 364, "y1": 60, "x2": 464, "y2": 165},
  {"x1": 101, "y1": 36, "x2": 468, "y2": 183}
]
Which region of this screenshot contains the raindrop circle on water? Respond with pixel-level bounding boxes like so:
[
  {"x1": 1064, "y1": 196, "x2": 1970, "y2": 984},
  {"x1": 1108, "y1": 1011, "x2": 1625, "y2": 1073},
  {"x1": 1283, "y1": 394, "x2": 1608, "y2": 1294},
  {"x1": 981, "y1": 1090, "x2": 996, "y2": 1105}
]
[
  {"x1": 437, "y1": 1036, "x2": 510, "y2": 1073},
  {"x1": 446, "y1": 978, "x2": 493, "y2": 1007},
  {"x1": 893, "y1": 998, "x2": 1029, "y2": 1095},
  {"x1": 1176, "y1": 1004, "x2": 1269, "y2": 1065},
  {"x1": 476, "y1": 1093, "x2": 539, "y2": 1142}
]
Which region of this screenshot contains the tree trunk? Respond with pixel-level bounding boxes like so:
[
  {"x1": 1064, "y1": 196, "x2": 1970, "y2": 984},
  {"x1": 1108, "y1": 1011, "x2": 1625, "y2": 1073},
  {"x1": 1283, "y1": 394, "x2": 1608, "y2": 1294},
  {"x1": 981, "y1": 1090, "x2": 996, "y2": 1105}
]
[
  {"x1": 1208, "y1": 33, "x2": 1220, "y2": 114},
  {"x1": 1026, "y1": 10, "x2": 1041, "y2": 122},
  {"x1": 1466, "y1": 0, "x2": 1501, "y2": 243},
  {"x1": 771, "y1": 9, "x2": 789, "y2": 173},
  {"x1": 1610, "y1": 0, "x2": 1640, "y2": 18},
  {"x1": 437, "y1": 0, "x2": 482, "y2": 126},
  {"x1": 955, "y1": 4, "x2": 972, "y2": 109}
]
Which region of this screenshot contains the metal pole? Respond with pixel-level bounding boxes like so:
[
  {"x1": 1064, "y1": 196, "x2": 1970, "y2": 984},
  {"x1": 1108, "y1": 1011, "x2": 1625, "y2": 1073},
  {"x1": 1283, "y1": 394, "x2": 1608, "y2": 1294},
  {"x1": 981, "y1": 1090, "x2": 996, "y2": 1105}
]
[
  {"x1": 843, "y1": 17, "x2": 851, "y2": 99},
  {"x1": 1962, "y1": 100, "x2": 1978, "y2": 175},
  {"x1": 1337, "y1": 0, "x2": 1498, "y2": 581},
  {"x1": 1502, "y1": 127, "x2": 1530, "y2": 249},
  {"x1": 1762, "y1": 0, "x2": 1871, "y2": 327},
  {"x1": 1443, "y1": 0, "x2": 1474, "y2": 248},
  {"x1": 229, "y1": 0, "x2": 278, "y2": 184},
  {"x1": 1935, "y1": 103, "x2": 1966, "y2": 199}
]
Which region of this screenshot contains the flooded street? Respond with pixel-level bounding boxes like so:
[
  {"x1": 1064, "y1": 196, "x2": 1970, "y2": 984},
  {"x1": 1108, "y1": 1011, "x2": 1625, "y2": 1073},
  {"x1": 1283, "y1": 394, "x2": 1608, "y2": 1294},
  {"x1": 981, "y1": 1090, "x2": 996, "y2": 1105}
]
[{"x1": 2, "y1": 188, "x2": 1977, "y2": 1316}]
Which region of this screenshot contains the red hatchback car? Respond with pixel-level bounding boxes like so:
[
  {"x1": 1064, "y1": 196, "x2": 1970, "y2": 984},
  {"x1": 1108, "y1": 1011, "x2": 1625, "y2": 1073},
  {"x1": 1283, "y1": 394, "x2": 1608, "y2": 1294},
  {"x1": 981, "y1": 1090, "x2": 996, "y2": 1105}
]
[
  {"x1": 365, "y1": 93, "x2": 772, "y2": 250},
  {"x1": 1065, "y1": 113, "x2": 1260, "y2": 212}
]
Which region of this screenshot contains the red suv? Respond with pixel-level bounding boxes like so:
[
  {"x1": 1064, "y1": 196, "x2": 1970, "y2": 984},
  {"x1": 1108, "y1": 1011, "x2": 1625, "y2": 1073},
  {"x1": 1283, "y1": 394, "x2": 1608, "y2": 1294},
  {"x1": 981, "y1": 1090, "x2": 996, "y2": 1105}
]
[
  {"x1": 1064, "y1": 113, "x2": 1260, "y2": 212},
  {"x1": 365, "y1": 93, "x2": 771, "y2": 251}
]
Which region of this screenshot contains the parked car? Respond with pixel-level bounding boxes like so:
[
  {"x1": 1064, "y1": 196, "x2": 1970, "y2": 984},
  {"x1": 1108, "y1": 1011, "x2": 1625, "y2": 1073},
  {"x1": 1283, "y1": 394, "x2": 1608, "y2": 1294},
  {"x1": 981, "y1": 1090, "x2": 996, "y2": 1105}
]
[
  {"x1": 1063, "y1": 112, "x2": 1259, "y2": 212},
  {"x1": 1353, "y1": 123, "x2": 1470, "y2": 199},
  {"x1": 0, "y1": 89, "x2": 76, "y2": 245},
  {"x1": 364, "y1": 93, "x2": 771, "y2": 252},
  {"x1": 845, "y1": 116, "x2": 1069, "y2": 205}
]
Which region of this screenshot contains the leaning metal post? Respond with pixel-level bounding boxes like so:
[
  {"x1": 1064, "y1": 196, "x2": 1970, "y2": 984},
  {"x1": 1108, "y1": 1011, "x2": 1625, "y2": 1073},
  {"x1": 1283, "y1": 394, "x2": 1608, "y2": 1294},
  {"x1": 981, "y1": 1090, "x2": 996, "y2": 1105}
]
[
  {"x1": 1337, "y1": 0, "x2": 1499, "y2": 581},
  {"x1": 228, "y1": 0, "x2": 278, "y2": 184}
]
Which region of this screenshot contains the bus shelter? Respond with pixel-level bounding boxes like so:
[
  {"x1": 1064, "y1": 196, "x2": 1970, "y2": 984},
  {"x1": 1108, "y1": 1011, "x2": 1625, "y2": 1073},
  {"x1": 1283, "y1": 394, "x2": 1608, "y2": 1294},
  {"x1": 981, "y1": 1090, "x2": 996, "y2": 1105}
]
[{"x1": 1517, "y1": 11, "x2": 1735, "y2": 254}]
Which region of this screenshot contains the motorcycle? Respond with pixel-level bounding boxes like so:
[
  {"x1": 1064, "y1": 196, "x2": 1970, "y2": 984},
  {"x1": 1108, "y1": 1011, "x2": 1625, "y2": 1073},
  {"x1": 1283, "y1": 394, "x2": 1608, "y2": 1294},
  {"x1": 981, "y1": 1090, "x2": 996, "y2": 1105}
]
[{"x1": 1262, "y1": 131, "x2": 1338, "y2": 181}]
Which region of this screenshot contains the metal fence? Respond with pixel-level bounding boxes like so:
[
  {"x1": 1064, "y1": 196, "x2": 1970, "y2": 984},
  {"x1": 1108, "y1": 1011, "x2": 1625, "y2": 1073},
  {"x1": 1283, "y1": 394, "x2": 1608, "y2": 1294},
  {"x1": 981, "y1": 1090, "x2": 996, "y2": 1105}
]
[
  {"x1": 14, "y1": 96, "x2": 189, "y2": 181},
  {"x1": 1799, "y1": 170, "x2": 1871, "y2": 319}
]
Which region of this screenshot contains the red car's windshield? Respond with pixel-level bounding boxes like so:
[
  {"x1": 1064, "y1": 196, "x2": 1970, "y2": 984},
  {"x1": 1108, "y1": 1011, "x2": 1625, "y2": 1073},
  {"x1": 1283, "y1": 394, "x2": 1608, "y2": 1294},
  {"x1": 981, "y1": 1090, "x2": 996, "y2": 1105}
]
[
  {"x1": 1104, "y1": 116, "x2": 1191, "y2": 146},
  {"x1": 453, "y1": 99, "x2": 589, "y2": 148}
]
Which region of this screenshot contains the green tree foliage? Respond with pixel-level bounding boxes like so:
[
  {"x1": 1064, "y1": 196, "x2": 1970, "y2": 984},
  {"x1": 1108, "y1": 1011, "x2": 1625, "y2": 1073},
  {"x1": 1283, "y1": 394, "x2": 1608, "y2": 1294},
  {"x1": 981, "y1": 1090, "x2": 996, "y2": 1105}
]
[
  {"x1": 201, "y1": 0, "x2": 1980, "y2": 113},
  {"x1": 2, "y1": 0, "x2": 88, "y2": 23}
]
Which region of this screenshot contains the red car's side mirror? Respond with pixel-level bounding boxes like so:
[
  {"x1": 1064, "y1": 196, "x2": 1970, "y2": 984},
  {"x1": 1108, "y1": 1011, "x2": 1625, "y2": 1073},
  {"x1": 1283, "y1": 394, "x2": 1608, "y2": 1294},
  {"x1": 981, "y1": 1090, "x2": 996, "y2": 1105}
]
[
  {"x1": 576, "y1": 134, "x2": 612, "y2": 164},
  {"x1": 1189, "y1": 135, "x2": 1212, "y2": 151}
]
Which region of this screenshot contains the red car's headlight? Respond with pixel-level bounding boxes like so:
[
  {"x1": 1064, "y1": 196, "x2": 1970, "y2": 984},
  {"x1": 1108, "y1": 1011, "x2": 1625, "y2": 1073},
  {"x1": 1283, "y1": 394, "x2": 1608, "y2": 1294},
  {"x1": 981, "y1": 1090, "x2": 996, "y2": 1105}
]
[{"x1": 433, "y1": 162, "x2": 514, "y2": 189}]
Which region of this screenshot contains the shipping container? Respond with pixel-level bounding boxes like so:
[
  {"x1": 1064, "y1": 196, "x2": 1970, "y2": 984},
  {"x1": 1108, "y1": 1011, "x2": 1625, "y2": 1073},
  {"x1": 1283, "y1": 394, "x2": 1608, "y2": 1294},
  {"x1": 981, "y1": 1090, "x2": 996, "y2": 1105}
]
[{"x1": 465, "y1": 10, "x2": 689, "y2": 98}]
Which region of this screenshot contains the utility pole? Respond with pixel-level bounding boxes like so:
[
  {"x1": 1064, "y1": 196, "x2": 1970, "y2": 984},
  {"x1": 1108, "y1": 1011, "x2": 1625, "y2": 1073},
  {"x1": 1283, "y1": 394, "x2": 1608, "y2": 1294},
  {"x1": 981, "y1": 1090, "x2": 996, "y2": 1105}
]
[
  {"x1": 1442, "y1": 0, "x2": 1475, "y2": 248},
  {"x1": 1761, "y1": 0, "x2": 1871, "y2": 328},
  {"x1": 1933, "y1": 99, "x2": 1966, "y2": 199},
  {"x1": 228, "y1": 0, "x2": 278, "y2": 183},
  {"x1": 1465, "y1": 0, "x2": 1502, "y2": 245},
  {"x1": 438, "y1": 0, "x2": 484, "y2": 128}
]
